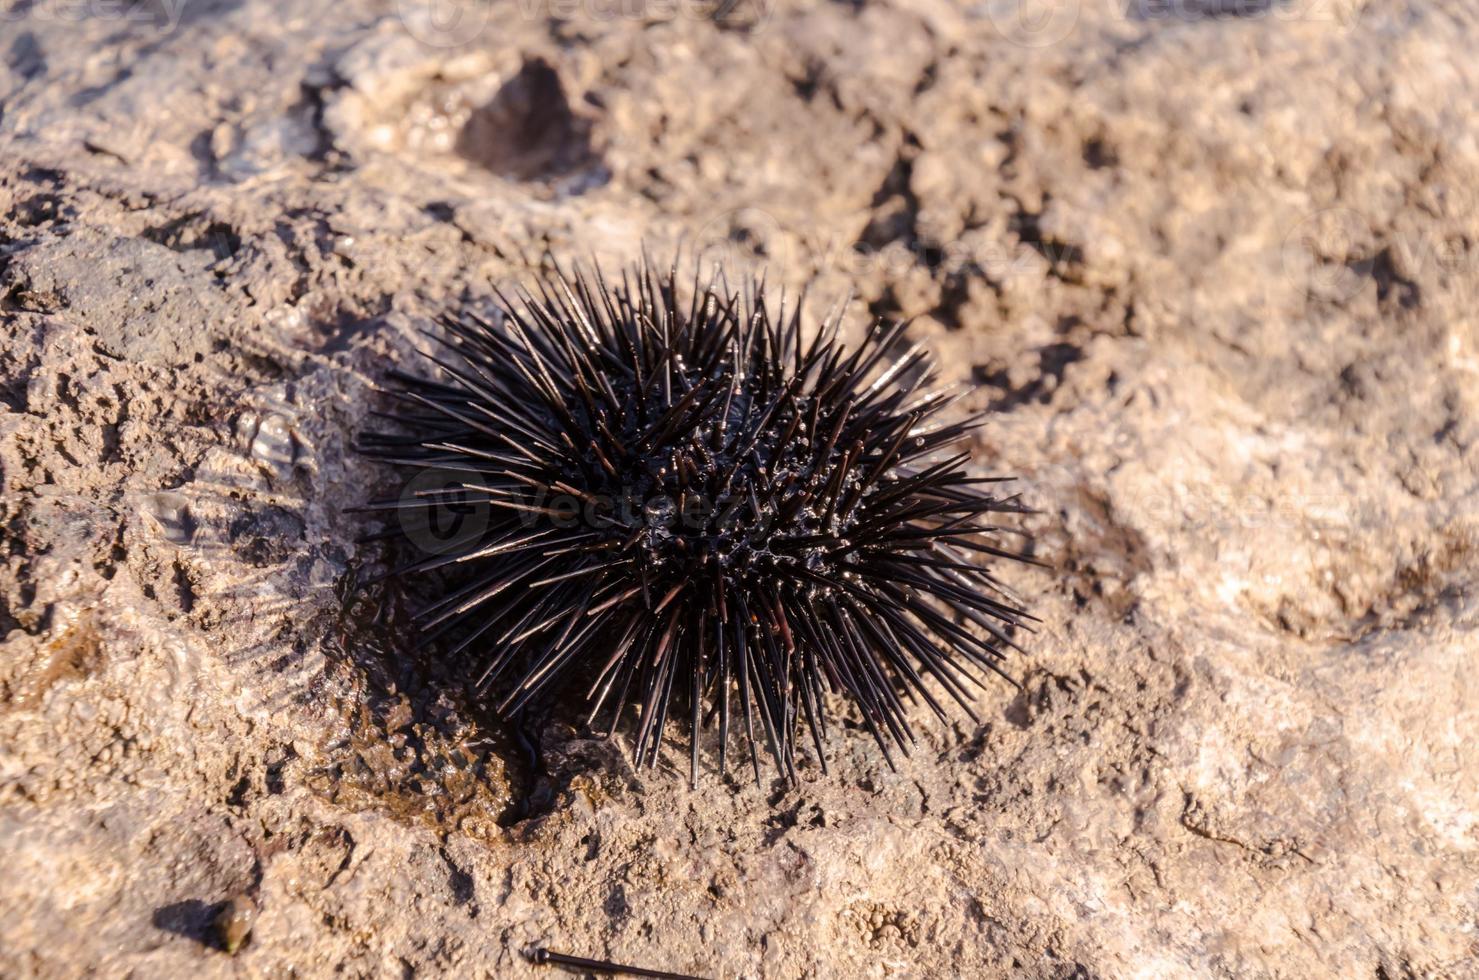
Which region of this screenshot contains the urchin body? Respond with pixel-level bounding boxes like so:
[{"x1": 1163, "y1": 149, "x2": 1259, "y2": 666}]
[{"x1": 360, "y1": 263, "x2": 1034, "y2": 784}]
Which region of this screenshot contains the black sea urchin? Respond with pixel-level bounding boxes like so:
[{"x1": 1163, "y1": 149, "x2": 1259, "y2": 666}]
[{"x1": 359, "y1": 261, "x2": 1037, "y2": 785}]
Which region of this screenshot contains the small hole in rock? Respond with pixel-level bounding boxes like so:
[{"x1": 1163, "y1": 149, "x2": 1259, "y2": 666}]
[{"x1": 455, "y1": 58, "x2": 597, "y2": 182}]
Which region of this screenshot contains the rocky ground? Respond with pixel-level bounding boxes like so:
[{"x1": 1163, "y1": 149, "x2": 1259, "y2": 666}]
[{"x1": 2, "y1": 0, "x2": 1477, "y2": 976}]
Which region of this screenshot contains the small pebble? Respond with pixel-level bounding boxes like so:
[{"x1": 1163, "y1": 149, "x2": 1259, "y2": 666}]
[{"x1": 215, "y1": 894, "x2": 257, "y2": 954}]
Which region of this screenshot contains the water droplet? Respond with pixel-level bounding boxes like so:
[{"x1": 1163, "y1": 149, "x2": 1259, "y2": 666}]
[
  {"x1": 244, "y1": 412, "x2": 296, "y2": 474},
  {"x1": 644, "y1": 497, "x2": 676, "y2": 528},
  {"x1": 141, "y1": 492, "x2": 196, "y2": 544}
]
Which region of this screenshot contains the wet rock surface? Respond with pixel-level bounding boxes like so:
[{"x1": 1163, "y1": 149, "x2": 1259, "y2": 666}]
[{"x1": 1, "y1": 1, "x2": 1477, "y2": 977}]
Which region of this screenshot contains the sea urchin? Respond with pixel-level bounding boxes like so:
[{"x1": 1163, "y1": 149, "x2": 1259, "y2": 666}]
[{"x1": 359, "y1": 261, "x2": 1037, "y2": 785}]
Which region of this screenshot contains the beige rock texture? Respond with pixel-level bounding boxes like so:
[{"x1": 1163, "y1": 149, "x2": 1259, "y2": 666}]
[{"x1": 2, "y1": 0, "x2": 1477, "y2": 977}]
